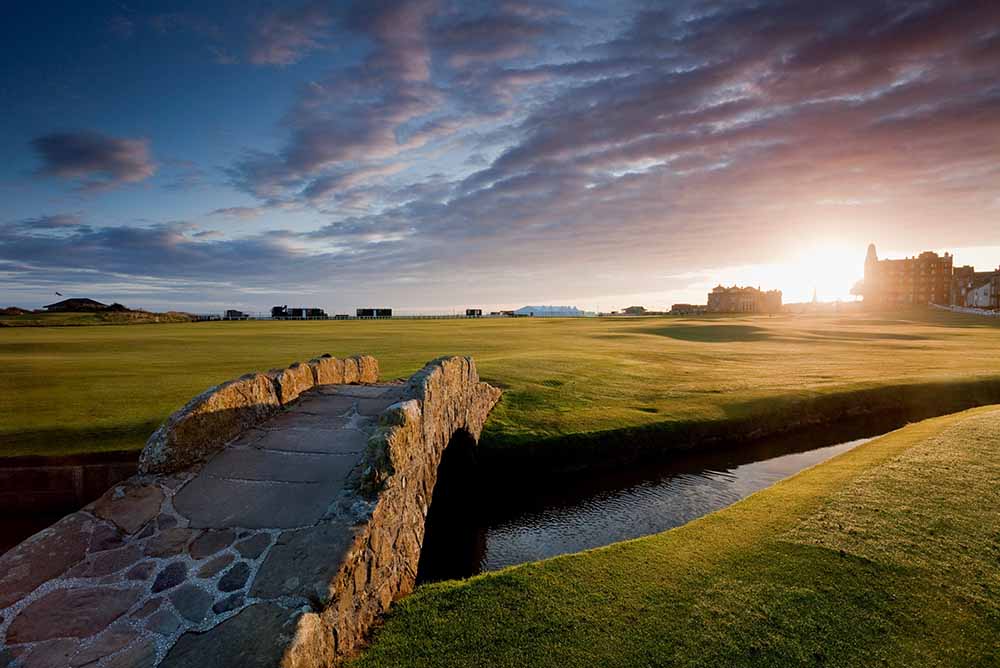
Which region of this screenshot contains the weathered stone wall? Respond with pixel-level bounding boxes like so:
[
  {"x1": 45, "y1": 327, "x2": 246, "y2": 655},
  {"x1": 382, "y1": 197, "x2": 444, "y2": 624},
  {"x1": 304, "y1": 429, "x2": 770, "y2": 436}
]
[
  {"x1": 139, "y1": 355, "x2": 379, "y2": 475},
  {"x1": 281, "y1": 356, "x2": 502, "y2": 665}
]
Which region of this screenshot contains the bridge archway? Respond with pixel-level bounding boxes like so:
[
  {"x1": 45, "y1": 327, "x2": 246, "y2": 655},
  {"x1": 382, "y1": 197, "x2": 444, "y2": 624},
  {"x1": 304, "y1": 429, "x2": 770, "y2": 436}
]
[{"x1": 417, "y1": 428, "x2": 484, "y2": 583}]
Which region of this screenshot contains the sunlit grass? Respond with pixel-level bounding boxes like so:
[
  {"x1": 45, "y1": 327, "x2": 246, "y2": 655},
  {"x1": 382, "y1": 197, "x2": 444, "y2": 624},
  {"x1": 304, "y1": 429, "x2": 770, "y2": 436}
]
[
  {"x1": 352, "y1": 406, "x2": 1000, "y2": 668},
  {"x1": 2, "y1": 308, "x2": 1000, "y2": 457}
]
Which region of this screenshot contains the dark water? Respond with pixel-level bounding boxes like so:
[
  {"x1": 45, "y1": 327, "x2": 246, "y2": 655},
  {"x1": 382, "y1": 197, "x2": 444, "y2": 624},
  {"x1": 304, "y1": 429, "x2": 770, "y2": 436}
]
[
  {"x1": 0, "y1": 453, "x2": 137, "y2": 556},
  {"x1": 0, "y1": 512, "x2": 68, "y2": 554},
  {"x1": 417, "y1": 419, "x2": 898, "y2": 583}
]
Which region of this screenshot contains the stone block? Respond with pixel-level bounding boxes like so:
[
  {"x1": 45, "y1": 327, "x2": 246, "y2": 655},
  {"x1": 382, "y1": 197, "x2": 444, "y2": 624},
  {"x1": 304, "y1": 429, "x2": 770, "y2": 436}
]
[
  {"x1": 251, "y1": 521, "x2": 355, "y2": 604},
  {"x1": 70, "y1": 623, "x2": 136, "y2": 666},
  {"x1": 201, "y1": 446, "x2": 356, "y2": 482},
  {"x1": 233, "y1": 533, "x2": 271, "y2": 559},
  {"x1": 19, "y1": 639, "x2": 79, "y2": 668},
  {"x1": 0, "y1": 512, "x2": 94, "y2": 608},
  {"x1": 6, "y1": 586, "x2": 142, "y2": 643},
  {"x1": 104, "y1": 637, "x2": 157, "y2": 668},
  {"x1": 197, "y1": 553, "x2": 235, "y2": 578},
  {"x1": 218, "y1": 562, "x2": 250, "y2": 592},
  {"x1": 139, "y1": 373, "x2": 281, "y2": 475},
  {"x1": 89, "y1": 483, "x2": 164, "y2": 535},
  {"x1": 270, "y1": 362, "x2": 315, "y2": 405},
  {"x1": 126, "y1": 561, "x2": 157, "y2": 581},
  {"x1": 147, "y1": 609, "x2": 182, "y2": 636},
  {"x1": 152, "y1": 561, "x2": 187, "y2": 593},
  {"x1": 174, "y1": 476, "x2": 337, "y2": 529},
  {"x1": 67, "y1": 544, "x2": 143, "y2": 578},
  {"x1": 170, "y1": 584, "x2": 214, "y2": 623},
  {"x1": 308, "y1": 355, "x2": 345, "y2": 385},
  {"x1": 160, "y1": 604, "x2": 300, "y2": 668},
  {"x1": 144, "y1": 527, "x2": 198, "y2": 558},
  {"x1": 189, "y1": 529, "x2": 236, "y2": 559},
  {"x1": 212, "y1": 593, "x2": 244, "y2": 614},
  {"x1": 352, "y1": 355, "x2": 379, "y2": 383},
  {"x1": 342, "y1": 357, "x2": 360, "y2": 384}
]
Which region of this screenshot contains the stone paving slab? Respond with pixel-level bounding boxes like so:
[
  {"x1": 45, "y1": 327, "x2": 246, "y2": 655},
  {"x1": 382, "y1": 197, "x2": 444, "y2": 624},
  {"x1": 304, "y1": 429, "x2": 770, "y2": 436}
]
[
  {"x1": 173, "y1": 477, "x2": 336, "y2": 530},
  {"x1": 250, "y1": 427, "x2": 365, "y2": 454},
  {"x1": 251, "y1": 427, "x2": 372, "y2": 455},
  {"x1": 200, "y1": 448, "x2": 355, "y2": 483}
]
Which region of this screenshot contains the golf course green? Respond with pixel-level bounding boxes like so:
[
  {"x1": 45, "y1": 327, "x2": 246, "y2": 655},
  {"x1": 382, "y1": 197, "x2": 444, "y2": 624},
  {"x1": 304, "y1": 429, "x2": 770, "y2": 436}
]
[{"x1": 3, "y1": 308, "x2": 1000, "y2": 458}]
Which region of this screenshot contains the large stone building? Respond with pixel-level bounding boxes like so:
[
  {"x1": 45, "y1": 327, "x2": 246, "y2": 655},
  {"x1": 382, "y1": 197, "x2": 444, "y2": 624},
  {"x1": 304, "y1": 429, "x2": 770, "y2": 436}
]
[
  {"x1": 706, "y1": 286, "x2": 782, "y2": 313},
  {"x1": 862, "y1": 244, "x2": 953, "y2": 308}
]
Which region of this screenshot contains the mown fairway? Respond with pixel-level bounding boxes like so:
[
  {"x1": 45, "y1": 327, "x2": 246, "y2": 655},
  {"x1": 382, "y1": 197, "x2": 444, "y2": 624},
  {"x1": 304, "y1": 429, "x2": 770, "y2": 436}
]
[
  {"x1": 352, "y1": 406, "x2": 1000, "y2": 668},
  {"x1": 2, "y1": 309, "x2": 1000, "y2": 457}
]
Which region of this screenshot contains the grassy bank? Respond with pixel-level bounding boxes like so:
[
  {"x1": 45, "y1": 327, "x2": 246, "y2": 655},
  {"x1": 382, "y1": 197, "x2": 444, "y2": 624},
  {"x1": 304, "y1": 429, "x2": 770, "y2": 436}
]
[
  {"x1": 0, "y1": 310, "x2": 193, "y2": 327},
  {"x1": 352, "y1": 406, "x2": 1000, "y2": 668},
  {"x1": 2, "y1": 309, "x2": 1000, "y2": 458}
]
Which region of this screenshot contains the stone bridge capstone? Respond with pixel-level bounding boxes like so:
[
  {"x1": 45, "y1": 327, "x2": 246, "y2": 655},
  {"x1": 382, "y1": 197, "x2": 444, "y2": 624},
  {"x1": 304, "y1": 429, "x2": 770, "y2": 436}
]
[{"x1": 0, "y1": 355, "x2": 500, "y2": 667}]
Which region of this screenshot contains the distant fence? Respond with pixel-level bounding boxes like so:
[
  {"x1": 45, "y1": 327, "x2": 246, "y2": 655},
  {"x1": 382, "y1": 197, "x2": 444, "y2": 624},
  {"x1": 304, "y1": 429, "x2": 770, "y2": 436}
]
[
  {"x1": 190, "y1": 313, "x2": 579, "y2": 321},
  {"x1": 931, "y1": 304, "x2": 1000, "y2": 318}
]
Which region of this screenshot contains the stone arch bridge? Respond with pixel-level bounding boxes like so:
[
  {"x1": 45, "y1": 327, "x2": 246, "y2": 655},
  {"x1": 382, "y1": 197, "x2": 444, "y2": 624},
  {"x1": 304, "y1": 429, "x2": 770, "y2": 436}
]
[{"x1": 0, "y1": 355, "x2": 500, "y2": 667}]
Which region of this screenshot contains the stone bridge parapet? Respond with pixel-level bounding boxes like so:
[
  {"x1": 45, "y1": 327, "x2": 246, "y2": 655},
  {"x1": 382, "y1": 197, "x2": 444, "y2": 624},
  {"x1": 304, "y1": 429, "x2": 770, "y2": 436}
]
[{"x1": 0, "y1": 355, "x2": 500, "y2": 668}]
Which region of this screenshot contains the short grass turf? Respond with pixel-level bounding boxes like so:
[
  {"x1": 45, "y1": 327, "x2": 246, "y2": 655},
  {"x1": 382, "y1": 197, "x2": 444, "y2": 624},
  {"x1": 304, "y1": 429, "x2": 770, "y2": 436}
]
[
  {"x1": 351, "y1": 406, "x2": 1000, "y2": 668},
  {"x1": 3, "y1": 309, "x2": 1000, "y2": 457}
]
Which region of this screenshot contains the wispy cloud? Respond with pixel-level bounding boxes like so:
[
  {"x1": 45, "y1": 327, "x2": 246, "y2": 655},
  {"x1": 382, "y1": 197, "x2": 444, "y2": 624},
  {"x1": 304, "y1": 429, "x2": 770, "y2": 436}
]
[{"x1": 248, "y1": 1, "x2": 332, "y2": 65}]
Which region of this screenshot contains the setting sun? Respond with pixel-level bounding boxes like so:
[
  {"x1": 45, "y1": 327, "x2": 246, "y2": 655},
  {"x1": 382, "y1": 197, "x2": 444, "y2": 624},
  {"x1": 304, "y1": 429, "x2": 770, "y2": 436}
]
[{"x1": 710, "y1": 241, "x2": 864, "y2": 304}]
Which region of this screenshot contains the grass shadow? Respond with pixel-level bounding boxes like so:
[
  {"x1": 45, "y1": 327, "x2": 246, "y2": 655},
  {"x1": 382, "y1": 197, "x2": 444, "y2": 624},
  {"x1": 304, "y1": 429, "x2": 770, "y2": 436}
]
[
  {"x1": 0, "y1": 420, "x2": 159, "y2": 459},
  {"x1": 642, "y1": 324, "x2": 773, "y2": 343},
  {"x1": 803, "y1": 330, "x2": 930, "y2": 341}
]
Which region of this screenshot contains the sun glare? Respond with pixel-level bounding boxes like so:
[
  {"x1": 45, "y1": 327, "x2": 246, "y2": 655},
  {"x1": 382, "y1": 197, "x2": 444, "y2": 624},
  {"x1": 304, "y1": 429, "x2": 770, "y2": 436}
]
[{"x1": 713, "y1": 241, "x2": 863, "y2": 303}]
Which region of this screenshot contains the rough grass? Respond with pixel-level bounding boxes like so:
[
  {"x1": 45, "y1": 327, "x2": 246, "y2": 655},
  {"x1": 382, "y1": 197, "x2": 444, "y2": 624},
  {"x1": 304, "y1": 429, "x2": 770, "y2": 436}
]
[
  {"x1": 351, "y1": 406, "x2": 1000, "y2": 668},
  {"x1": 2, "y1": 309, "x2": 1000, "y2": 457},
  {"x1": 0, "y1": 310, "x2": 193, "y2": 327}
]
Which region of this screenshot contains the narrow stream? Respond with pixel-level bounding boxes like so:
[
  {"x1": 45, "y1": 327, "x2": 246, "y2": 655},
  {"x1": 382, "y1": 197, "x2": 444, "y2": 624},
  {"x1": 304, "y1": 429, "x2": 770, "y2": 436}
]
[{"x1": 417, "y1": 417, "x2": 901, "y2": 583}]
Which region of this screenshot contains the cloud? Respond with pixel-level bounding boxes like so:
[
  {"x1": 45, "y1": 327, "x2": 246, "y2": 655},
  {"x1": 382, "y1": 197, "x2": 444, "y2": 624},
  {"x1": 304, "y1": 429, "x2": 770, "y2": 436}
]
[
  {"x1": 31, "y1": 131, "x2": 156, "y2": 191},
  {"x1": 228, "y1": 2, "x2": 442, "y2": 204},
  {"x1": 208, "y1": 206, "x2": 264, "y2": 219},
  {"x1": 248, "y1": 2, "x2": 332, "y2": 65},
  {"x1": 8, "y1": 0, "x2": 1000, "y2": 310},
  {"x1": 226, "y1": 1, "x2": 567, "y2": 207},
  {"x1": 5, "y1": 214, "x2": 84, "y2": 231}
]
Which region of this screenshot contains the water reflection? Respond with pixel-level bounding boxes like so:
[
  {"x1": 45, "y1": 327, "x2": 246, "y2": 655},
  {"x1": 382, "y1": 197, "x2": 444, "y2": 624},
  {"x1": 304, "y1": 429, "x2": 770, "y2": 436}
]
[{"x1": 417, "y1": 418, "x2": 899, "y2": 583}]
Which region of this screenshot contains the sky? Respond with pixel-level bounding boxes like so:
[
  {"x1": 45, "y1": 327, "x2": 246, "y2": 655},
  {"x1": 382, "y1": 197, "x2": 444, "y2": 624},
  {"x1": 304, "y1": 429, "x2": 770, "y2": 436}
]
[{"x1": 1, "y1": 0, "x2": 999, "y2": 313}]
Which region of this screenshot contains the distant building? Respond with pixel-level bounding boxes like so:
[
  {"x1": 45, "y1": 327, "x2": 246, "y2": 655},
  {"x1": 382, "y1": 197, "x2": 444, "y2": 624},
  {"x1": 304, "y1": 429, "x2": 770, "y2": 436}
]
[
  {"x1": 356, "y1": 308, "x2": 392, "y2": 318},
  {"x1": 272, "y1": 306, "x2": 328, "y2": 319},
  {"x1": 670, "y1": 303, "x2": 707, "y2": 315},
  {"x1": 951, "y1": 264, "x2": 1000, "y2": 310},
  {"x1": 224, "y1": 309, "x2": 248, "y2": 320},
  {"x1": 706, "y1": 286, "x2": 781, "y2": 313},
  {"x1": 961, "y1": 270, "x2": 1000, "y2": 310},
  {"x1": 622, "y1": 306, "x2": 647, "y2": 315},
  {"x1": 513, "y1": 305, "x2": 588, "y2": 317},
  {"x1": 465, "y1": 309, "x2": 482, "y2": 317},
  {"x1": 862, "y1": 244, "x2": 952, "y2": 308},
  {"x1": 43, "y1": 298, "x2": 107, "y2": 312}
]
